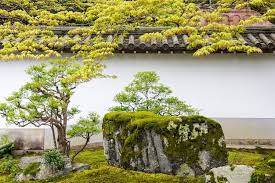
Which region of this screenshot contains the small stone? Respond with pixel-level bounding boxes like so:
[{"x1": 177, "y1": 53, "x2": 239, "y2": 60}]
[
  {"x1": 16, "y1": 155, "x2": 74, "y2": 181},
  {"x1": 206, "y1": 165, "x2": 255, "y2": 183},
  {"x1": 176, "y1": 163, "x2": 195, "y2": 177},
  {"x1": 72, "y1": 163, "x2": 90, "y2": 172},
  {"x1": 18, "y1": 156, "x2": 42, "y2": 169}
]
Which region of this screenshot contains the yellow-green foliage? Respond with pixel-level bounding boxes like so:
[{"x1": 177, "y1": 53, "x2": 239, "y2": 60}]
[
  {"x1": 0, "y1": 0, "x2": 272, "y2": 62},
  {"x1": 228, "y1": 150, "x2": 264, "y2": 166}
]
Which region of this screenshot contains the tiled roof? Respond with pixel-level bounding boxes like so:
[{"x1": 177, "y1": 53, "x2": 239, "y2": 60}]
[
  {"x1": 1, "y1": 26, "x2": 275, "y2": 54},
  {"x1": 56, "y1": 26, "x2": 275, "y2": 53},
  {"x1": 112, "y1": 29, "x2": 275, "y2": 53}
]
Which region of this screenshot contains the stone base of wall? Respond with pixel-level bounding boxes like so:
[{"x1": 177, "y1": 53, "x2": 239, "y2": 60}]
[
  {"x1": 225, "y1": 139, "x2": 275, "y2": 149},
  {"x1": 12, "y1": 150, "x2": 44, "y2": 156},
  {"x1": 70, "y1": 142, "x2": 103, "y2": 150}
]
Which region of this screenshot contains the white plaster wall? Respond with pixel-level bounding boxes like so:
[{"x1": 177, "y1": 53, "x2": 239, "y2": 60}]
[
  {"x1": 72, "y1": 53, "x2": 275, "y2": 119},
  {"x1": 0, "y1": 53, "x2": 274, "y2": 138}
]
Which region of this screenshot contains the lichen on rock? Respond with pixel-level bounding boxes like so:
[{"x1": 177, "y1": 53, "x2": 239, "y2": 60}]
[
  {"x1": 103, "y1": 111, "x2": 228, "y2": 175},
  {"x1": 176, "y1": 163, "x2": 195, "y2": 177}
]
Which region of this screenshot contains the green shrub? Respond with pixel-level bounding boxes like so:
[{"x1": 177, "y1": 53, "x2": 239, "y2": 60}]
[
  {"x1": 0, "y1": 143, "x2": 14, "y2": 158},
  {"x1": 0, "y1": 156, "x2": 19, "y2": 177},
  {"x1": 0, "y1": 135, "x2": 10, "y2": 145},
  {"x1": 23, "y1": 162, "x2": 41, "y2": 176},
  {"x1": 43, "y1": 149, "x2": 65, "y2": 170},
  {"x1": 250, "y1": 171, "x2": 275, "y2": 183}
]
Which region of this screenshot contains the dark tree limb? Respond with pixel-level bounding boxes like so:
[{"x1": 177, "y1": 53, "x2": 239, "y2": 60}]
[
  {"x1": 50, "y1": 124, "x2": 57, "y2": 149},
  {"x1": 71, "y1": 133, "x2": 90, "y2": 162}
]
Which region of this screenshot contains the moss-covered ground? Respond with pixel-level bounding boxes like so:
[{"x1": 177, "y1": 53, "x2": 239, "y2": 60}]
[{"x1": 0, "y1": 147, "x2": 274, "y2": 183}]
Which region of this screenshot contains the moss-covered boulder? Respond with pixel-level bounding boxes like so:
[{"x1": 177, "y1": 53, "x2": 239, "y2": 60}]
[{"x1": 102, "y1": 112, "x2": 228, "y2": 175}]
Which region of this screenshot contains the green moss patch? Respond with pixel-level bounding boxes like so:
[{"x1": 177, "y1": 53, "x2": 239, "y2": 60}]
[
  {"x1": 249, "y1": 152, "x2": 275, "y2": 183},
  {"x1": 23, "y1": 162, "x2": 41, "y2": 176},
  {"x1": 228, "y1": 151, "x2": 264, "y2": 166},
  {"x1": 0, "y1": 148, "x2": 274, "y2": 183}
]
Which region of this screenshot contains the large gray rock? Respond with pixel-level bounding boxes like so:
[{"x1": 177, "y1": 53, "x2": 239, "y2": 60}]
[
  {"x1": 205, "y1": 165, "x2": 255, "y2": 183},
  {"x1": 103, "y1": 112, "x2": 228, "y2": 175}
]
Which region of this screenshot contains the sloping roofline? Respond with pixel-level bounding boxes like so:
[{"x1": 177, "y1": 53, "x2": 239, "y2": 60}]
[
  {"x1": 1, "y1": 26, "x2": 274, "y2": 54},
  {"x1": 47, "y1": 26, "x2": 275, "y2": 54}
]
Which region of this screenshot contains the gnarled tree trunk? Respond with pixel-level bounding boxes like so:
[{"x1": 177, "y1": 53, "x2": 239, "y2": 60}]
[{"x1": 56, "y1": 126, "x2": 70, "y2": 156}]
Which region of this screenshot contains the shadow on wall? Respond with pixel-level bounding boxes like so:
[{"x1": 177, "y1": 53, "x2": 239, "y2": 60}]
[{"x1": 0, "y1": 128, "x2": 44, "y2": 150}]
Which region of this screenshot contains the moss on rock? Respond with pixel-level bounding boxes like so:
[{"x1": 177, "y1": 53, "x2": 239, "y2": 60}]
[
  {"x1": 103, "y1": 112, "x2": 228, "y2": 175},
  {"x1": 23, "y1": 162, "x2": 41, "y2": 176}
]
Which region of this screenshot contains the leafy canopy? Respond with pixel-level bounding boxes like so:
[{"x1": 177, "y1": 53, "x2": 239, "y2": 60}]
[
  {"x1": 0, "y1": 59, "x2": 106, "y2": 127},
  {"x1": 110, "y1": 71, "x2": 199, "y2": 116},
  {"x1": 67, "y1": 112, "x2": 101, "y2": 139},
  {"x1": 0, "y1": 58, "x2": 109, "y2": 154}
]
